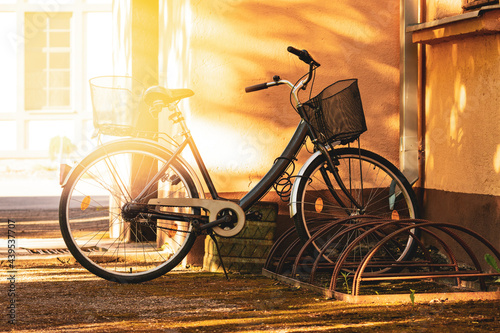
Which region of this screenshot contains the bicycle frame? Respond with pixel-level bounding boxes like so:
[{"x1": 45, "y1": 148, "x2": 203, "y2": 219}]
[
  {"x1": 131, "y1": 57, "x2": 318, "y2": 216},
  {"x1": 133, "y1": 68, "x2": 363, "y2": 227},
  {"x1": 119, "y1": 47, "x2": 362, "y2": 232},
  {"x1": 134, "y1": 104, "x2": 309, "y2": 213},
  {"x1": 133, "y1": 109, "x2": 361, "y2": 228},
  {"x1": 58, "y1": 47, "x2": 421, "y2": 284}
]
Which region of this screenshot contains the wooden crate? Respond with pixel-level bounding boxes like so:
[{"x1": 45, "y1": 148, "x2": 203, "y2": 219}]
[{"x1": 203, "y1": 202, "x2": 278, "y2": 273}]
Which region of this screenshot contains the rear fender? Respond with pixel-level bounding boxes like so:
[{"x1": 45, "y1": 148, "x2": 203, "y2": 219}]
[{"x1": 60, "y1": 138, "x2": 205, "y2": 199}]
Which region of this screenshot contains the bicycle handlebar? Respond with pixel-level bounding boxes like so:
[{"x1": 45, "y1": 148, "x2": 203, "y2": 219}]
[
  {"x1": 245, "y1": 82, "x2": 270, "y2": 93},
  {"x1": 245, "y1": 47, "x2": 320, "y2": 102},
  {"x1": 245, "y1": 75, "x2": 283, "y2": 93},
  {"x1": 287, "y1": 46, "x2": 320, "y2": 67}
]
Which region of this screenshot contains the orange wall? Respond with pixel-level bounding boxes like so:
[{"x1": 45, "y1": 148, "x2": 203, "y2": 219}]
[
  {"x1": 159, "y1": 0, "x2": 402, "y2": 193},
  {"x1": 410, "y1": 1, "x2": 500, "y2": 256},
  {"x1": 425, "y1": 34, "x2": 500, "y2": 196},
  {"x1": 420, "y1": 2, "x2": 500, "y2": 196},
  {"x1": 426, "y1": 0, "x2": 462, "y2": 20}
]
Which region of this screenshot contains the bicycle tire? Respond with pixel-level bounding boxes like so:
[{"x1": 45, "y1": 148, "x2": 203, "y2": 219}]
[
  {"x1": 59, "y1": 140, "x2": 200, "y2": 283},
  {"x1": 291, "y1": 147, "x2": 420, "y2": 267}
]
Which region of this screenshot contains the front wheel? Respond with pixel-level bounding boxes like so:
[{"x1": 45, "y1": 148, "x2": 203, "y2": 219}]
[
  {"x1": 291, "y1": 148, "x2": 420, "y2": 268},
  {"x1": 59, "y1": 140, "x2": 200, "y2": 283}
]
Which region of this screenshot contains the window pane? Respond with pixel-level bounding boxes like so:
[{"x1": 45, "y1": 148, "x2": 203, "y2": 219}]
[
  {"x1": 48, "y1": 89, "x2": 70, "y2": 106},
  {"x1": 25, "y1": 12, "x2": 47, "y2": 40},
  {"x1": 50, "y1": 53, "x2": 70, "y2": 69},
  {"x1": 49, "y1": 71, "x2": 70, "y2": 87},
  {"x1": 25, "y1": 88, "x2": 46, "y2": 110},
  {"x1": 28, "y1": 120, "x2": 74, "y2": 150},
  {"x1": 50, "y1": 31, "x2": 70, "y2": 47},
  {"x1": 0, "y1": 121, "x2": 16, "y2": 151},
  {"x1": 25, "y1": 12, "x2": 72, "y2": 110},
  {"x1": 0, "y1": 13, "x2": 16, "y2": 113},
  {"x1": 25, "y1": 52, "x2": 46, "y2": 73},
  {"x1": 25, "y1": 62, "x2": 47, "y2": 110},
  {"x1": 50, "y1": 13, "x2": 71, "y2": 30}
]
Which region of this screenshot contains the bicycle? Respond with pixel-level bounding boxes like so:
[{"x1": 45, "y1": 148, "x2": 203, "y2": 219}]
[{"x1": 59, "y1": 47, "x2": 419, "y2": 283}]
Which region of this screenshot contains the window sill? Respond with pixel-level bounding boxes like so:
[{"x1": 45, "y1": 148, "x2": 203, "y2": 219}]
[{"x1": 407, "y1": 5, "x2": 500, "y2": 44}]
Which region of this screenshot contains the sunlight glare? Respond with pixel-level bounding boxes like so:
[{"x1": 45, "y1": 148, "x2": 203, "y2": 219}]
[
  {"x1": 0, "y1": 12, "x2": 16, "y2": 114},
  {"x1": 494, "y1": 144, "x2": 500, "y2": 173},
  {"x1": 188, "y1": 119, "x2": 255, "y2": 171},
  {"x1": 28, "y1": 120, "x2": 74, "y2": 151},
  {"x1": 0, "y1": 121, "x2": 16, "y2": 150},
  {"x1": 459, "y1": 84, "x2": 466, "y2": 111}
]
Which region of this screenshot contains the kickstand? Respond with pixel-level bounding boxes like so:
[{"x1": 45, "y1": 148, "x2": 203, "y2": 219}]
[{"x1": 209, "y1": 232, "x2": 229, "y2": 280}]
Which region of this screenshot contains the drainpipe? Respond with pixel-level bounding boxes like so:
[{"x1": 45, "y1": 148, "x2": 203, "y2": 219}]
[
  {"x1": 417, "y1": 0, "x2": 426, "y2": 198},
  {"x1": 400, "y1": 0, "x2": 420, "y2": 186}
]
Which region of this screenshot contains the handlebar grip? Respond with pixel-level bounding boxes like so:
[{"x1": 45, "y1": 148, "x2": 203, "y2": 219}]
[
  {"x1": 245, "y1": 82, "x2": 269, "y2": 93},
  {"x1": 287, "y1": 46, "x2": 321, "y2": 67},
  {"x1": 287, "y1": 46, "x2": 302, "y2": 57}
]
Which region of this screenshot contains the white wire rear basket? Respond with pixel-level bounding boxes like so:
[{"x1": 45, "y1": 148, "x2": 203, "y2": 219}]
[{"x1": 89, "y1": 76, "x2": 145, "y2": 136}]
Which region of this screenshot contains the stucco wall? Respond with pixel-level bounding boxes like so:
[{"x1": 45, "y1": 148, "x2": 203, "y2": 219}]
[
  {"x1": 159, "y1": 0, "x2": 401, "y2": 193},
  {"x1": 416, "y1": 0, "x2": 500, "y2": 256},
  {"x1": 426, "y1": 0, "x2": 463, "y2": 20},
  {"x1": 424, "y1": 32, "x2": 500, "y2": 196}
]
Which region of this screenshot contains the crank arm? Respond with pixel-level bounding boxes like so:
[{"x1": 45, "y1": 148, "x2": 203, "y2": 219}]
[
  {"x1": 149, "y1": 210, "x2": 237, "y2": 235},
  {"x1": 199, "y1": 214, "x2": 234, "y2": 231}
]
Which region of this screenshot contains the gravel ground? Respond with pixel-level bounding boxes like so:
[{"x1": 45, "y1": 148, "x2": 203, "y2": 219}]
[{"x1": 1, "y1": 262, "x2": 499, "y2": 333}]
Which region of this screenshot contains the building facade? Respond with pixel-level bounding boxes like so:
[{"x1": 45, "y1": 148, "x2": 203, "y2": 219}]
[
  {"x1": 409, "y1": 0, "x2": 500, "y2": 251},
  {"x1": 2, "y1": 0, "x2": 497, "y2": 253}
]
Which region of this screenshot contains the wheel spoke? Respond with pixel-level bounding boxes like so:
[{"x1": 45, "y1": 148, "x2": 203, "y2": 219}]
[
  {"x1": 60, "y1": 142, "x2": 199, "y2": 283},
  {"x1": 294, "y1": 148, "x2": 419, "y2": 274}
]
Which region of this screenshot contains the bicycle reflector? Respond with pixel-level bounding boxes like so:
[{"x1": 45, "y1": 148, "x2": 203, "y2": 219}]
[
  {"x1": 315, "y1": 197, "x2": 324, "y2": 213},
  {"x1": 81, "y1": 196, "x2": 91, "y2": 211}
]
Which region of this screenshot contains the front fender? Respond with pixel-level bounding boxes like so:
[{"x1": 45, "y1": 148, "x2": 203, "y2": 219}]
[{"x1": 289, "y1": 150, "x2": 323, "y2": 218}]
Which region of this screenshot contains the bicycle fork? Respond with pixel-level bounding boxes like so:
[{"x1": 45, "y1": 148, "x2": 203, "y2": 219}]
[{"x1": 316, "y1": 143, "x2": 365, "y2": 215}]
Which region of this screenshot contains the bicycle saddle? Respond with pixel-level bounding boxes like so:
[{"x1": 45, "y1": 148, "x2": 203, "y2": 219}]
[{"x1": 143, "y1": 86, "x2": 194, "y2": 106}]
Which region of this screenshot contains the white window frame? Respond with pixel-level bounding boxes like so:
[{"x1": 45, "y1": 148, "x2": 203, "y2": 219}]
[
  {"x1": 24, "y1": 11, "x2": 73, "y2": 112},
  {"x1": 0, "y1": 0, "x2": 112, "y2": 159}
]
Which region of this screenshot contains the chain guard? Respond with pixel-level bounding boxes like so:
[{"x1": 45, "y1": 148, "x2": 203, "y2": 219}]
[{"x1": 148, "y1": 198, "x2": 246, "y2": 237}]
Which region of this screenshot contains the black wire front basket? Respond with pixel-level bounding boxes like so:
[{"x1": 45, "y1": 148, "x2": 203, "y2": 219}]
[
  {"x1": 89, "y1": 76, "x2": 145, "y2": 136},
  {"x1": 302, "y1": 79, "x2": 367, "y2": 145}
]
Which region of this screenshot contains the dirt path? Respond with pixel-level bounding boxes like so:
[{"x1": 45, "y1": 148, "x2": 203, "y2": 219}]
[{"x1": 1, "y1": 263, "x2": 499, "y2": 333}]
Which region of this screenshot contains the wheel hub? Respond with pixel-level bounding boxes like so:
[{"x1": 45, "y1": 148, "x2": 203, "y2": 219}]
[{"x1": 121, "y1": 202, "x2": 149, "y2": 222}]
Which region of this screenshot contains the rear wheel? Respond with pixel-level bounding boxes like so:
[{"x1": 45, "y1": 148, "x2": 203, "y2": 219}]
[
  {"x1": 292, "y1": 148, "x2": 420, "y2": 270},
  {"x1": 59, "y1": 141, "x2": 200, "y2": 283}
]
